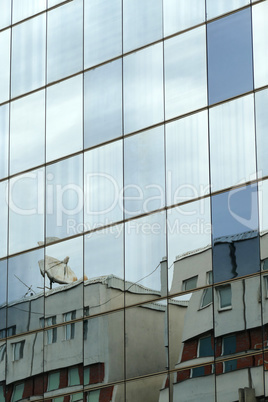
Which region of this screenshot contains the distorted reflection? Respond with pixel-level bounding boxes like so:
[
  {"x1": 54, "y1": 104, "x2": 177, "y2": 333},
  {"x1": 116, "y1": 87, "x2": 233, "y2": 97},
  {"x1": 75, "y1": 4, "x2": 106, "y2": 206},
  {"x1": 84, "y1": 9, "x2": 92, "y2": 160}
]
[
  {"x1": 212, "y1": 184, "x2": 259, "y2": 283},
  {"x1": 7, "y1": 250, "x2": 44, "y2": 336},
  {"x1": 6, "y1": 333, "x2": 44, "y2": 400},
  {"x1": 84, "y1": 311, "x2": 124, "y2": 386},
  {"x1": 84, "y1": 225, "x2": 124, "y2": 313},
  {"x1": 125, "y1": 212, "x2": 166, "y2": 306},
  {"x1": 126, "y1": 300, "x2": 167, "y2": 379},
  {"x1": 168, "y1": 199, "x2": 211, "y2": 294}
]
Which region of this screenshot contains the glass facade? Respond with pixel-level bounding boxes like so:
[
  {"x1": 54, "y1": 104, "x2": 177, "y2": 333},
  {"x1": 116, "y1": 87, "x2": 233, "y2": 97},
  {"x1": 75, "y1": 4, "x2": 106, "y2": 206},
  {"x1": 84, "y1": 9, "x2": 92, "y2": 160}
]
[{"x1": 0, "y1": 1, "x2": 267, "y2": 401}]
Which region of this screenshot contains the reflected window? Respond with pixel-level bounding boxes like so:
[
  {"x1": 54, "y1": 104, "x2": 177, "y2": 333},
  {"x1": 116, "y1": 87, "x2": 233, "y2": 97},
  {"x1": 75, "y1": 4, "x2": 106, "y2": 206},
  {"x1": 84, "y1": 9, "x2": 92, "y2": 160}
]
[
  {"x1": 69, "y1": 367, "x2": 80, "y2": 386},
  {"x1": 217, "y1": 285, "x2": 232, "y2": 310},
  {"x1": 198, "y1": 335, "x2": 214, "y2": 357},
  {"x1": 191, "y1": 366, "x2": 205, "y2": 378},
  {"x1": 0, "y1": 326, "x2": 15, "y2": 339},
  {"x1": 200, "y1": 272, "x2": 213, "y2": 308},
  {"x1": 0, "y1": 344, "x2": 6, "y2": 361},
  {"x1": 224, "y1": 359, "x2": 237, "y2": 373},
  {"x1": 84, "y1": 367, "x2": 90, "y2": 385},
  {"x1": 207, "y1": 9, "x2": 253, "y2": 104},
  {"x1": 183, "y1": 276, "x2": 198, "y2": 292},
  {"x1": 47, "y1": 372, "x2": 60, "y2": 391},
  {"x1": 12, "y1": 341, "x2": 25, "y2": 361},
  {"x1": 64, "y1": 311, "x2": 76, "y2": 340},
  {"x1": 46, "y1": 316, "x2": 57, "y2": 344},
  {"x1": 222, "y1": 334, "x2": 236, "y2": 355},
  {"x1": 11, "y1": 384, "x2": 24, "y2": 402}
]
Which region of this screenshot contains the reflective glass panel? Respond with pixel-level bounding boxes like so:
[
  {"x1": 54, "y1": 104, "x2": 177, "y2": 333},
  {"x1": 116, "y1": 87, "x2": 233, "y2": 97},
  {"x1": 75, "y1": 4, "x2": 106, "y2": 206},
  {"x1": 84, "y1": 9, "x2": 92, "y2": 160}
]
[
  {"x1": 167, "y1": 199, "x2": 211, "y2": 295},
  {"x1": 206, "y1": 0, "x2": 250, "y2": 19},
  {"x1": 124, "y1": 126, "x2": 165, "y2": 218},
  {"x1": 211, "y1": 184, "x2": 259, "y2": 283},
  {"x1": 0, "y1": 104, "x2": 9, "y2": 180},
  {"x1": 43, "y1": 236, "x2": 83, "y2": 292},
  {"x1": 126, "y1": 301, "x2": 167, "y2": 378},
  {"x1": 84, "y1": 141, "x2": 123, "y2": 228},
  {"x1": 252, "y1": 1, "x2": 268, "y2": 88},
  {"x1": 123, "y1": 0, "x2": 162, "y2": 52},
  {"x1": 11, "y1": 15, "x2": 46, "y2": 98},
  {"x1": 165, "y1": 26, "x2": 207, "y2": 120},
  {"x1": 163, "y1": 0, "x2": 205, "y2": 37},
  {"x1": 0, "y1": 181, "x2": 8, "y2": 258},
  {"x1": 84, "y1": 224, "x2": 124, "y2": 313},
  {"x1": 84, "y1": 0, "x2": 121, "y2": 68},
  {"x1": 10, "y1": 90, "x2": 45, "y2": 175},
  {"x1": 84, "y1": 60, "x2": 122, "y2": 149},
  {"x1": 84, "y1": 311, "x2": 124, "y2": 386},
  {"x1": 123, "y1": 43, "x2": 164, "y2": 134},
  {"x1": 6, "y1": 332, "x2": 44, "y2": 393},
  {"x1": 12, "y1": 0, "x2": 46, "y2": 23},
  {"x1": 0, "y1": 29, "x2": 10, "y2": 104},
  {"x1": 166, "y1": 110, "x2": 209, "y2": 205},
  {"x1": 9, "y1": 168, "x2": 44, "y2": 254},
  {"x1": 209, "y1": 95, "x2": 256, "y2": 192},
  {"x1": 46, "y1": 155, "x2": 83, "y2": 241},
  {"x1": 256, "y1": 89, "x2": 268, "y2": 178},
  {"x1": 0, "y1": 0, "x2": 11, "y2": 29},
  {"x1": 125, "y1": 212, "x2": 166, "y2": 306},
  {"x1": 47, "y1": 0, "x2": 83, "y2": 83},
  {"x1": 207, "y1": 9, "x2": 253, "y2": 105},
  {"x1": 7, "y1": 249, "x2": 44, "y2": 335},
  {"x1": 46, "y1": 75, "x2": 83, "y2": 162}
]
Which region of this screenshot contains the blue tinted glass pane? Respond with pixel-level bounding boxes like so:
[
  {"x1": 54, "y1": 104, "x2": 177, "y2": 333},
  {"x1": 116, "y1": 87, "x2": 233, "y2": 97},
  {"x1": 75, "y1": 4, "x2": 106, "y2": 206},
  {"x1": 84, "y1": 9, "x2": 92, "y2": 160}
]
[
  {"x1": 207, "y1": 9, "x2": 253, "y2": 105},
  {"x1": 212, "y1": 185, "x2": 260, "y2": 282}
]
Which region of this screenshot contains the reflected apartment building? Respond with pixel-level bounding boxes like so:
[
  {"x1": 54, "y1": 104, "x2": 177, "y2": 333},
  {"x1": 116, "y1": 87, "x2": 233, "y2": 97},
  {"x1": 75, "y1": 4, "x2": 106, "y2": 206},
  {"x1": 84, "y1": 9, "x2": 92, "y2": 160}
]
[{"x1": 1, "y1": 0, "x2": 268, "y2": 401}]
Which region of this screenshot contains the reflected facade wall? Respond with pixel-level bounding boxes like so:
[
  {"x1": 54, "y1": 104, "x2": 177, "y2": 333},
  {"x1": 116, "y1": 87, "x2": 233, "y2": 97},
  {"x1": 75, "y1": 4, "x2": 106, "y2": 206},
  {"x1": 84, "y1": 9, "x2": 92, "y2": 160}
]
[{"x1": 0, "y1": 0, "x2": 268, "y2": 401}]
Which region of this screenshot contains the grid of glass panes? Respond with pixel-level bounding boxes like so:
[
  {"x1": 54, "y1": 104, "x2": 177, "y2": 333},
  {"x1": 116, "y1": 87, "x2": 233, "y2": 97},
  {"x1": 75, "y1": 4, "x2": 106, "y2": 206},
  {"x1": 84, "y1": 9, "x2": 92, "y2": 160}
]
[{"x1": 0, "y1": 0, "x2": 268, "y2": 401}]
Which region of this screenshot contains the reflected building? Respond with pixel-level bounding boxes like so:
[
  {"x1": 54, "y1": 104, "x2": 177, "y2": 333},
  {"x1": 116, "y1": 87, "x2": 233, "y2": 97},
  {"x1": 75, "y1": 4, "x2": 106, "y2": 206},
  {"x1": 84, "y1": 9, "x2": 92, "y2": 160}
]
[{"x1": 1, "y1": 0, "x2": 268, "y2": 401}]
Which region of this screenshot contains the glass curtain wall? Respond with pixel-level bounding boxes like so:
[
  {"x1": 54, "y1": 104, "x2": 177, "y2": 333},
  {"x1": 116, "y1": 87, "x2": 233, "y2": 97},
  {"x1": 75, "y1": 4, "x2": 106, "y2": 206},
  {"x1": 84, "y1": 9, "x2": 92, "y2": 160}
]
[{"x1": 0, "y1": 0, "x2": 268, "y2": 401}]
